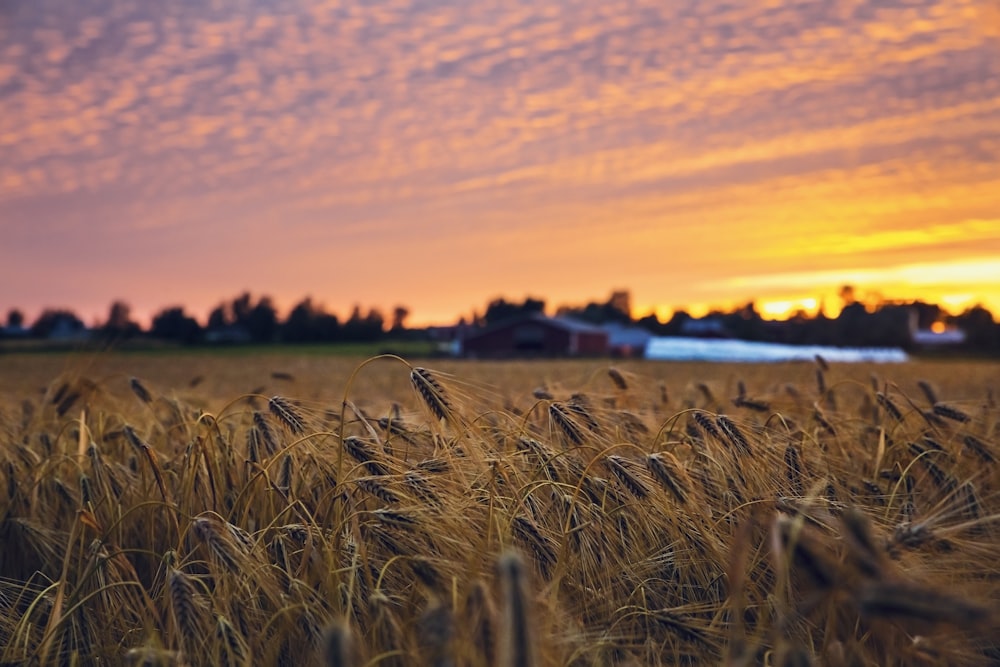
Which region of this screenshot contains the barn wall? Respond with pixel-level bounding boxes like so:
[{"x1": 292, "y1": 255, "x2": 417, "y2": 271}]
[{"x1": 576, "y1": 332, "x2": 609, "y2": 355}]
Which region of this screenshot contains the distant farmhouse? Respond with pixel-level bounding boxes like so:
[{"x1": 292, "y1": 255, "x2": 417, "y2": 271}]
[{"x1": 460, "y1": 313, "x2": 609, "y2": 358}]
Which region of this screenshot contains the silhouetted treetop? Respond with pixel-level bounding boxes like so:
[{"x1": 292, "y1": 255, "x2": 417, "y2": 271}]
[
  {"x1": 30, "y1": 309, "x2": 85, "y2": 338},
  {"x1": 484, "y1": 296, "x2": 546, "y2": 326},
  {"x1": 100, "y1": 300, "x2": 141, "y2": 340},
  {"x1": 151, "y1": 306, "x2": 202, "y2": 344},
  {"x1": 6, "y1": 309, "x2": 24, "y2": 328},
  {"x1": 282, "y1": 297, "x2": 341, "y2": 343},
  {"x1": 556, "y1": 290, "x2": 632, "y2": 325}
]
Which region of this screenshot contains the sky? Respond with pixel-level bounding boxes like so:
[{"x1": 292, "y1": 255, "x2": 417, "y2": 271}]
[{"x1": 1, "y1": 0, "x2": 999, "y2": 327}]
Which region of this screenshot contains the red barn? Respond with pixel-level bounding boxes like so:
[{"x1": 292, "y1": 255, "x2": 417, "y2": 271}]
[{"x1": 460, "y1": 314, "x2": 609, "y2": 358}]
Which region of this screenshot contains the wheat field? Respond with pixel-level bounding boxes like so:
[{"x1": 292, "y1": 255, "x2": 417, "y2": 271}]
[{"x1": 0, "y1": 352, "x2": 998, "y2": 666}]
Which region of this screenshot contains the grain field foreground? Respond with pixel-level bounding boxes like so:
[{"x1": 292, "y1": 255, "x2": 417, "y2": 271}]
[{"x1": 1, "y1": 353, "x2": 998, "y2": 665}]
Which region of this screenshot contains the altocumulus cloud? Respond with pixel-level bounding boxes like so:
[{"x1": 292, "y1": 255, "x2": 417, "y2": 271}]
[{"x1": 0, "y1": 0, "x2": 998, "y2": 322}]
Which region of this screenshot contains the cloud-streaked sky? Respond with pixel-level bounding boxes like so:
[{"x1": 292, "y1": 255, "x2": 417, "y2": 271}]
[{"x1": 2, "y1": 0, "x2": 999, "y2": 326}]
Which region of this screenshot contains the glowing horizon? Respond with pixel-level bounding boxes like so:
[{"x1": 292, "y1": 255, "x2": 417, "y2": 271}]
[{"x1": 1, "y1": 0, "x2": 998, "y2": 330}]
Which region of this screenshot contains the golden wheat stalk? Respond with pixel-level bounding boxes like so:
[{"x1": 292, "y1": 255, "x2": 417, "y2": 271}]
[
  {"x1": 410, "y1": 367, "x2": 454, "y2": 422},
  {"x1": 269, "y1": 395, "x2": 307, "y2": 434},
  {"x1": 322, "y1": 620, "x2": 355, "y2": 667},
  {"x1": 129, "y1": 377, "x2": 153, "y2": 404},
  {"x1": 497, "y1": 551, "x2": 536, "y2": 667}
]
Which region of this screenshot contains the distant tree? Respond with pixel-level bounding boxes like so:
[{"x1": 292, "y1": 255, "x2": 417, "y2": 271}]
[
  {"x1": 30, "y1": 309, "x2": 85, "y2": 338},
  {"x1": 207, "y1": 303, "x2": 230, "y2": 330},
  {"x1": 231, "y1": 293, "x2": 253, "y2": 328},
  {"x1": 283, "y1": 299, "x2": 316, "y2": 343},
  {"x1": 101, "y1": 300, "x2": 141, "y2": 340},
  {"x1": 866, "y1": 304, "x2": 911, "y2": 348},
  {"x1": 245, "y1": 297, "x2": 278, "y2": 342},
  {"x1": 483, "y1": 298, "x2": 517, "y2": 326},
  {"x1": 366, "y1": 308, "x2": 385, "y2": 336},
  {"x1": 483, "y1": 297, "x2": 545, "y2": 326},
  {"x1": 522, "y1": 297, "x2": 546, "y2": 314},
  {"x1": 578, "y1": 303, "x2": 606, "y2": 323},
  {"x1": 204, "y1": 292, "x2": 276, "y2": 342},
  {"x1": 662, "y1": 309, "x2": 692, "y2": 336},
  {"x1": 151, "y1": 306, "x2": 203, "y2": 344},
  {"x1": 635, "y1": 312, "x2": 663, "y2": 333},
  {"x1": 829, "y1": 301, "x2": 912, "y2": 348},
  {"x1": 954, "y1": 305, "x2": 998, "y2": 350},
  {"x1": 342, "y1": 305, "x2": 384, "y2": 341},
  {"x1": 607, "y1": 290, "x2": 632, "y2": 319},
  {"x1": 313, "y1": 311, "x2": 341, "y2": 341},
  {"x1": 282, "y1": 298, "x2": 341, "y2": 343},
  {"x1": 725, "y1": 301, "x2": 766, "y2": 341},
  {"x1": 788, "y1": 308, "x2": 809, "y2": 323},
  {"x1": 807, "y1": 310, "x2": 835, "y2": 346},
  {"x1": 834, "y1": 301, "x2": 868, "y2": 346},
  {"x1": 390, "y1": 305, "x2": 410, "y2": 333},
  {"x1": 557, "y1": 291, "x2": 631, "y2": 325},
  {"x1": 342, "y1": 305, "x2": 364, "y2": 340},
  {"x1": 6, "y1": 309, "x2": 24, "y2": 328},
  {"x1": 839, "y1": 284, "x2": 857, "y2": 309}
]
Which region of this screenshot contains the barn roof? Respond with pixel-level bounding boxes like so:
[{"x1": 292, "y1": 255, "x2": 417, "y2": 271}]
[{"x1": 463, "y1": 313, "x2": 607, "y2": 340}]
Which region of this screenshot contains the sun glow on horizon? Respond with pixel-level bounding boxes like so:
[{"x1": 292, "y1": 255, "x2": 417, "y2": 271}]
[{"x1": 759, "y1": 298, "x2": 820, "y2": 320}]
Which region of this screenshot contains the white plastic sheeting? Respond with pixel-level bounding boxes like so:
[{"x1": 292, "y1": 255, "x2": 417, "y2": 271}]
[{"x1": 644, "y1": 337, "x2": 908, "y2": 363}]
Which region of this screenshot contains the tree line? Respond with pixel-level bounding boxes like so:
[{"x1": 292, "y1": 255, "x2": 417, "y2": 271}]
[
  {"x1": 1, "y1": 293, "x2": 411, "y2": 345},
  {"x1": 3, "y1": 287, "x2": 999, "y2": 352},
  {"x1": 476, "y1": 288, "x2": 1000, "y2": 353}
]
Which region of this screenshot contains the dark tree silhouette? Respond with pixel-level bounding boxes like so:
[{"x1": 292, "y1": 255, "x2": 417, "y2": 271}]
[
  {"x1": 342, "y1": 305, "x2": 385, "y2": 341},
  {"x1": 834, "y1": 301, "x2": 868, "y2": 346},
  {"x1": 723, "y1": 301, "x2": 766, "y2": 341},
  {"x1": 282, "y1": 298, "x2": 342, "y2": 342},
  {"x1": 30, "y1": 309, "x2": 86, "y2": 338},
  {"x1": 207, "y1": 303, "x2": 230, "y2": 330},
  {"x1": 151, "y1": 306, "x2": 203, "y2": 344},
  {"x1": 955, "y1": 305, "x2": 998, "y2": 350},
  {"x1": 483, "y1": 297, "x2": 545, "y2": 326},
  {"x1": 282, "y1": 299, "x2": 314, "y2": 343},
  {"x1": 370, "y1": 310, "x2": 385, "y2": 339},
  {"x1": 662, "y1": 309, "x2": 692, "y2": 336},
  {"x1": 245, "y1": 297, "x2": 279, "y2": 342},
  {"x1": 342, "y1": 305, "x2": 365, "y2": 341},
  {"x1": 282, "y1": 298, "x2": 333, "y2": 342},
  {"x1": 390, "y1": 305, "x2": 410, "y2": 333},
  {"x1": 839, "y1": 284, "x2": 857, "y2": 307},
  {"x1": 635, "y1": 312, "x2": 664, "y2": 334},
  {"x1": 101, "y1": 300, "x2": 141, "y2": 340},
  {"x1": 6, "y1": 309, "x2": 24, "y2": 328},
  {"x1": 231, "y1": 293, "x2": 253, "y2": 327},
  {"x1": 607, "y1": 290, "x2": 631, "y2": 319},
  {"x1": 202, "y1": 293, "x2": 277, "y2": 342},
  {"x1": 557, "y1": 291, "x2": 631, "y2": 325}
]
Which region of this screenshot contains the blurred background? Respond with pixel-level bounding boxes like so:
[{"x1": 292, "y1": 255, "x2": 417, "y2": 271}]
[{"x1": 1, "y1": 0, "x2": 998, "y2": 338}]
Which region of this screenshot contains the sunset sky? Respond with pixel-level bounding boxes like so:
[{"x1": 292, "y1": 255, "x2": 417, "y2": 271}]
[{"x1": 2, "y1": 0, "x2": 998, "y2": 327}]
